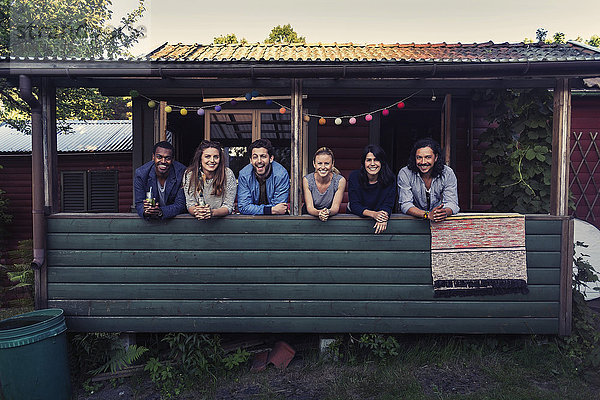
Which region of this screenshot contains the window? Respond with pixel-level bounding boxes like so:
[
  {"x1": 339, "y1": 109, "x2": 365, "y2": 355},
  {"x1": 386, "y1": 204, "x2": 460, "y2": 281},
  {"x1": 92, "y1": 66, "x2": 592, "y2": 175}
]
[{"x1": 61, "y1": 170, "x2": 118, "y2": 212}]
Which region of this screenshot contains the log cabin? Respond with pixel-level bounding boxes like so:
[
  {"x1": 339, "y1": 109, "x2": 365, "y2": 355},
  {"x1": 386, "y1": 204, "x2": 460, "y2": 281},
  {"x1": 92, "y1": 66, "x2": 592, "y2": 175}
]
[{"x1": 2, "y1": 41, "x2": 600, "y2": 335}]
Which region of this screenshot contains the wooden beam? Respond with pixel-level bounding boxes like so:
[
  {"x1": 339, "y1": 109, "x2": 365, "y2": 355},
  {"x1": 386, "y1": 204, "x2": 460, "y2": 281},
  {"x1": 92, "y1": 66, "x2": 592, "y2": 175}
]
[
  {"x1": 559, "y1": 218, "x2": 574, "y2": 335},
  {"x1": 291, "y1": 79, "x2": 303, "y2": 215},
  {"x1": 550, "y1": 78, "x2": 571, "y2": 216},
  {"x1": 202, "y1": 95, "x2": 307, "y2": 102},
  {"x1": 442, "y1": 94, "x2": 452, "y2": 164},
  {"x1": 41, "y1": 78, "x2": 58, "y2": 213}
]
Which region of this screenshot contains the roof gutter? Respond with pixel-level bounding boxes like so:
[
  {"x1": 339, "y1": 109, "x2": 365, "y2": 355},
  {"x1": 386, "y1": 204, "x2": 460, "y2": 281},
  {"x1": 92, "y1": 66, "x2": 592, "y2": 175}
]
[
  {"x1": 18, "y1": 74, "x2": 46, "y2": 309},
  {"x1": 2, "y1": 60, "x2": 600, "y2": 79}
]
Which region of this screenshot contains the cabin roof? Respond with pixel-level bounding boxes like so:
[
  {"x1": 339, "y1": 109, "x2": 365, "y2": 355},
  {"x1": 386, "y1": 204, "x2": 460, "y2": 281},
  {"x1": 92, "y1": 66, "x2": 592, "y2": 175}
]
[
  {"x1": 1, "y1": 41, "x2": 599, "y2": 81},
  {"x1": 0, "y1": 120, "x2": 132, "y2": 153},
  {"x1": 146, "y1": 41, "x2": 600, "y2": 63}
]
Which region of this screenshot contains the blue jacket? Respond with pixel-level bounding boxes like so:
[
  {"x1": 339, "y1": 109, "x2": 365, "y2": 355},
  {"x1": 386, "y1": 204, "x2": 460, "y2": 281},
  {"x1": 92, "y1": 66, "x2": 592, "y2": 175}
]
[
  {"x1": 237, "y1": 161, "x2": 290, "y2": 215},
  {"x1": 134, "y1": 160, "x2": 187, "y2": 219}
]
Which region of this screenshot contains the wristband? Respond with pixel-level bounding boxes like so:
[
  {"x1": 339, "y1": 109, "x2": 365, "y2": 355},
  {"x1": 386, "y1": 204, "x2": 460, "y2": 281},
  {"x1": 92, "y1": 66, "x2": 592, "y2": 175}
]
[{"x1": 423, "y1": 211, "x2": 429, "y2": 220}]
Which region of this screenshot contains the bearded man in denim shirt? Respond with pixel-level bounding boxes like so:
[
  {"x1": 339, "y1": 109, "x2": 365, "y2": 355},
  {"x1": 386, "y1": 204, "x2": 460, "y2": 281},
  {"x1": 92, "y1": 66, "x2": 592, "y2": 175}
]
[{"x1": 397, "y1": 138, "x2": 459, "y2": 222}]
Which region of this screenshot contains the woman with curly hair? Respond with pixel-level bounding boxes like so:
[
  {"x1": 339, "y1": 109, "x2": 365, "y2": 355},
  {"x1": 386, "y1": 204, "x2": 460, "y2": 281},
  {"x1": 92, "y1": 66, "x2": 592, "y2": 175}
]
[{"x1": 183, "y1": 140, "x2": 237, "y2": 219}]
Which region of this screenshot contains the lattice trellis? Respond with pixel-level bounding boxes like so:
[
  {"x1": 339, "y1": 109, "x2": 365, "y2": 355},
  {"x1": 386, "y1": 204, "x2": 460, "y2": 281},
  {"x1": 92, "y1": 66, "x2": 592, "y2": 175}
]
[{"x1": 570, "y1": 131, "x2": 600, "y2": 227}]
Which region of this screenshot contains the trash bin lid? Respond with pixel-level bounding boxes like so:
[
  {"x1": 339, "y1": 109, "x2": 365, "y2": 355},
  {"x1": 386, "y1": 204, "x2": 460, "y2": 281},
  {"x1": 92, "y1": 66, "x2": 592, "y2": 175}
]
[{"x1": 0, "y1": 309, "x2": 67, "y2": 348}]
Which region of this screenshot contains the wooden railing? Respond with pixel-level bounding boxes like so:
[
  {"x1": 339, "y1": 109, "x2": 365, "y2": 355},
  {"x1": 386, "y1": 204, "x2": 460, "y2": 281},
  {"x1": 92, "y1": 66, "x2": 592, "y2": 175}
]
[{"x1": 45, "y1": 214, "x2": 572, "y2": 335}]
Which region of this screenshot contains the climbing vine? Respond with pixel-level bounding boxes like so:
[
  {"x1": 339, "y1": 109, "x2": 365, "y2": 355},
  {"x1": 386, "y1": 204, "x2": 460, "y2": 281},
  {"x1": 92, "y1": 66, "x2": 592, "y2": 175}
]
[{"x1": 475, "y1": 88, "x2": 553, "y2": 213}]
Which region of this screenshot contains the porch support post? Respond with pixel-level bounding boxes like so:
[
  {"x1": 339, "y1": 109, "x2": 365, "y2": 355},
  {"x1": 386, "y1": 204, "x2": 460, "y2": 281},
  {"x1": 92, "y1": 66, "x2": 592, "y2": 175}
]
[
  {"x1": 291, "y1": 79, "x2": 303, "y2": 215},
  {"x1": 19, "y1": 75, "x2": 47, "y2": 309},
  {"x1": 40, "y1": 78, "x2": 58, "y2": 213},
  {"x1": 550, "y1": 78, "x2": 571, "y2": 216}
]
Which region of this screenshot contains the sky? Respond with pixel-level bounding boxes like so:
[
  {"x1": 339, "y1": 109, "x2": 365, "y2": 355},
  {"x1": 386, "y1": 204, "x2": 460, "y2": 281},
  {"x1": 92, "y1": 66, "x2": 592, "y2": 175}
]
[{"x1": 112, "y1": 0, "x2": 600, "y2": 56}]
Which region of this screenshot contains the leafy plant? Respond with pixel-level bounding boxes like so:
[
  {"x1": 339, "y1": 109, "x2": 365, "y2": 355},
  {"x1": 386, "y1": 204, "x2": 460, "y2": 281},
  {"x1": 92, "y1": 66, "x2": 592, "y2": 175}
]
[
  {"x1": 69, "y1": 333, "x2": 148, "y2": 383},
  {"x1": 356, "y1": 334, "x2": 400, "y2": 361},
  {"x1": 561, "y1": 241, "x2": 600, "y2": 369},
  {"x1": 90, "y1": 344, "x2": 148, "y2": 375},
  {"x1": 144, "y1": 357, "x2": 184, "y2": 399},
  {"x1": 475, "y1": 88, "x2": 553, "y2": 213},
  {"x1": 2, "y1": 239, "x2": 34, "y2": 305},
  {"x1": 144, "y1": 333, "x2": 250, "y2": 398},
  {"x1": 0, "y1": 165, "x2": 12, "y2": 251}
]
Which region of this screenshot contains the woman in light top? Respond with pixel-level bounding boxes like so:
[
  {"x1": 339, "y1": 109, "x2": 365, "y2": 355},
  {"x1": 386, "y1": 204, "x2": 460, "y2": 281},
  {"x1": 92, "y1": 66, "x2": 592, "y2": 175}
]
[
  {"x1": 303, "y1": 147, "x2": 346, "y2": 221},
  {"x1": 183, "y1": 140, "x2": 237, "y2": 219}
]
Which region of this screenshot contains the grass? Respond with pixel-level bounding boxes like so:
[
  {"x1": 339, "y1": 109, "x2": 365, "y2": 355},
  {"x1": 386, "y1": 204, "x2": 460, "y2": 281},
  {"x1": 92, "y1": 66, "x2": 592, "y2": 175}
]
[
  {"x1": 193, "y1": 334, "x2": 597, "y2": 400},
  {"x1": 0, "y1": 299, "x2": 34, "y2": 320}
]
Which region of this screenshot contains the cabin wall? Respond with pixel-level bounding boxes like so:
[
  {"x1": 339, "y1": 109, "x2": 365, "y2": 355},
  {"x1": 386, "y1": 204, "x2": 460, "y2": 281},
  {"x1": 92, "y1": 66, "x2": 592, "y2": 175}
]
[
  {"x1": 471, "y1": 96, "x2": 600, "y2": 225},
  {"x1": 46, "y1": 215, "x2": 568, "y2": 334},
  {"x1": 0, "y1": 152, "x2": 133, "y2": 256},
  {"x1": 570, "y1": 96, "x2": 600, "y2": 228}
]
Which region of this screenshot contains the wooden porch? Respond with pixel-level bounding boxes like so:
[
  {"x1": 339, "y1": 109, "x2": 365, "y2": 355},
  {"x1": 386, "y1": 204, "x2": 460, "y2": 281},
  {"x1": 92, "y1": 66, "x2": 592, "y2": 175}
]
[{"x1": 45, "y1": 214, "x2": 572, "y2": 335}]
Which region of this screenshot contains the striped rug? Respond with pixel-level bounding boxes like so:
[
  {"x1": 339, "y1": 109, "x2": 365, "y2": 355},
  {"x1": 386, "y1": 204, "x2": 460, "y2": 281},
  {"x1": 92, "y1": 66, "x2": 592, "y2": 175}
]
[{"x1": 430, "y1": 213, "x2": 529, "y2": 297}]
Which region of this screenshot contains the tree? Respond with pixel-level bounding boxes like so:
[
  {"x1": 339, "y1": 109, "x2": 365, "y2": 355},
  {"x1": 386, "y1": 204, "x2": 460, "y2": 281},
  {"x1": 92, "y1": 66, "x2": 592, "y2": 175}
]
[
  {"x1": 527, "y1": 28, "x2": 599, "y2": 47},
  {"x1": 264, "y1": 24, "x2": 305, "y2": 44},
  {"x1": 0, "y1": 0, "x2": 146, "y2": 131},
  {"x1": 213, "y1": 33, "x2": 247, "y2": 45}
]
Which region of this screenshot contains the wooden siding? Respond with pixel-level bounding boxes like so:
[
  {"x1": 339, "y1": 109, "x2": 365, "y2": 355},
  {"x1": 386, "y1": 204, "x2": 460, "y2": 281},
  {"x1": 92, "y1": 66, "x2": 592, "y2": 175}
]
[
  {"x1": 0, "y1": 153, "x2": 132, "y2": 254},
  {"x1": 46, "y1": 214, "x2": 568, "y2": 334},
  {"x1": 570, "y1": 97, "x2": 600, "y2": 228}
]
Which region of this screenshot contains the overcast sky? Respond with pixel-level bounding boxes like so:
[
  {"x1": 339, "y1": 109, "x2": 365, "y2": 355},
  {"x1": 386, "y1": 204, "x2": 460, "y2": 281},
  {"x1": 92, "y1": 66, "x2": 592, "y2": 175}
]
[{"x1": 111, "y1": 0, "x2": 600, "y2": 56}]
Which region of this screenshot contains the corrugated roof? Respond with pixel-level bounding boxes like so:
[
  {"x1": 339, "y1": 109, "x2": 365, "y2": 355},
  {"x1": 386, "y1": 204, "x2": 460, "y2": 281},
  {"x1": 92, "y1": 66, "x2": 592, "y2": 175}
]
[
  {"x1": 0, "y1": 120, "x2": 132, "y2": 153},
  {"x1": 147, "y1": 41, "x2": 600, "y2": 63}
]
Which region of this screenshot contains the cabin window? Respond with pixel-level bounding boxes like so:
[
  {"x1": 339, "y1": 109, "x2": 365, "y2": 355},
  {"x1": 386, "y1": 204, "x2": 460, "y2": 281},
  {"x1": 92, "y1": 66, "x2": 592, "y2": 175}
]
[
  {"x1": 61, "y1": 170, "x2": 118, "y2": 212},
  {"x1": 203, "y1": 109, "x2": 291, "y2": 176}
]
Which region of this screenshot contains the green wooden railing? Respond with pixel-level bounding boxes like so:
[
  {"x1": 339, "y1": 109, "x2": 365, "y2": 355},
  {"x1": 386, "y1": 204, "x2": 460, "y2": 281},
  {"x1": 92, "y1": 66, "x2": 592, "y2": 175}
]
[{"x1": 45, "y1": 214, "x2": 572, "y2": 334}]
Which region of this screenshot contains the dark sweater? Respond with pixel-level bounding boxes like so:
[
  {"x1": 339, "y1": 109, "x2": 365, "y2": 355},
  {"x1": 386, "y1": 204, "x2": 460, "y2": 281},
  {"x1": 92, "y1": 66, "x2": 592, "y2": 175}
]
[{"x1": 347, "y1": 170, "x2": 396, "y2": 216}]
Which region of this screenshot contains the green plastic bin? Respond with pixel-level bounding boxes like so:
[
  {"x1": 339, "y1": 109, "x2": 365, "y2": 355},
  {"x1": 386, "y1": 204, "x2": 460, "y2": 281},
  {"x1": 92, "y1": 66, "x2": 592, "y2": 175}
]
[{"x1": 0, "y1": 309, "x2": 71, "y2": 400}]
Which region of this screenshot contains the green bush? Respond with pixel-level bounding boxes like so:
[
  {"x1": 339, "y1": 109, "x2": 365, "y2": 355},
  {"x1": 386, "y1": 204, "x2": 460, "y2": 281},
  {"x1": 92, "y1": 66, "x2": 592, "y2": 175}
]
[{"x1": 475, "y1": 89, "x2": 553, "y2": 213}]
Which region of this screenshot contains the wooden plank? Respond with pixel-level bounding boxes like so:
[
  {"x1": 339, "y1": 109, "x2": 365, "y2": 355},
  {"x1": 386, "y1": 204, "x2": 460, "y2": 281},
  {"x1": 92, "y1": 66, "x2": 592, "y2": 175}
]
[
  {"x1": 49, "y1": 300, "x2": 559, "y2": 318},
  {"x1": 550, "y1": 78, "x2": 571, "y2": 216},
  {"x1": 525, "y1": 219, "x2": 563, "y2": 235},
  {"x1": 47, "y1": 266, "x2": 559, "y2": 285},
  {"x1": 559, "y1": 218, "x2": 574, "y2": 335},
  {"x1": 525, "y1": 235, "x2": 562, "y2": 251},
  {"x1": 47, "y1": 283, "x2": 559, "y2": 301},
  {"x1": 290, "y1": 78, "x2": 302, "y2": 215},
  {"x1": 47, "y1": 250, "x2": 430, "y2": 267},
  {"x1": 526, "y1": 252, "x2": 561, "y2": 268},
  {"x1": 47, "y1": 216, "x2": 432, "y2": 234},
  {"x1": 47, "y1": 233, "x2": 430, "y2": 251},
  {"x1": 63, "y1": 316, "x2": 559, "y2": 334}
]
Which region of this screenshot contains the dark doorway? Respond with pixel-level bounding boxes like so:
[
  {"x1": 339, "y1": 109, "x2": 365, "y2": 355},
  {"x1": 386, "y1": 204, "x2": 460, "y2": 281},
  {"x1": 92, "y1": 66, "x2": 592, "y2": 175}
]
[{"x1": 380, "y1": 109, "x2": 441, "y2": 174}]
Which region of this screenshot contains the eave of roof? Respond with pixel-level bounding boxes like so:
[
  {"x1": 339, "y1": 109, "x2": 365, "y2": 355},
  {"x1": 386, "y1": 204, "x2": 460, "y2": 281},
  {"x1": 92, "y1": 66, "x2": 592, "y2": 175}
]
[{"x1": 1, "y1": 41, "x2": 599, "y2": 80}]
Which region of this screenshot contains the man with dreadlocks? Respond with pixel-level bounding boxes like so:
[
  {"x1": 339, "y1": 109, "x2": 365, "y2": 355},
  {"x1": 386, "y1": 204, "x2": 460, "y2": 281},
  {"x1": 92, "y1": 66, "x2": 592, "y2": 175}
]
[{"x1": 397, "y1": 138, "x2": 459, "y2": 222}]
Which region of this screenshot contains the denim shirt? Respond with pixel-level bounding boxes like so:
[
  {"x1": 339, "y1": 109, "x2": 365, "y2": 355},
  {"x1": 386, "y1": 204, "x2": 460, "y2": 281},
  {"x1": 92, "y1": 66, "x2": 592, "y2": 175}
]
[
  {"x1": 397, "y1": 165, "x2": 460, "y2": 215},
  {"x1": 237, "y1": 161, "x2": 290, "y2": 215}
]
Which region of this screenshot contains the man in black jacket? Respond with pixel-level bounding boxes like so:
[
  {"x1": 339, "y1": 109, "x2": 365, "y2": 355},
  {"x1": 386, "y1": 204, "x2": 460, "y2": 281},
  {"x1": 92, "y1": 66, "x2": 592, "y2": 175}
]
[{"x1": 134, "y1": 141, "x2": 186, "y2": 219}]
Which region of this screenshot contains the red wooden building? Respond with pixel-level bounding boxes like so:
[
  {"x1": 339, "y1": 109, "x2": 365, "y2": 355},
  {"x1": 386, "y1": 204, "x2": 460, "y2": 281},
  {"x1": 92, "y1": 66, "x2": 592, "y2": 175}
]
[{"x1": 0, "y1": 121, "x2": 132, "y2": 253}]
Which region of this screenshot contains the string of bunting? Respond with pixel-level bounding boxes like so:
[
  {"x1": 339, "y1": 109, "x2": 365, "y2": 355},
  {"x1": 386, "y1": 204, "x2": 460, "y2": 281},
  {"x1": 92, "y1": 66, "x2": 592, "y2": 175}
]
[{"x1": 128, "y1": 88, "x2": 427, "y2": 125}]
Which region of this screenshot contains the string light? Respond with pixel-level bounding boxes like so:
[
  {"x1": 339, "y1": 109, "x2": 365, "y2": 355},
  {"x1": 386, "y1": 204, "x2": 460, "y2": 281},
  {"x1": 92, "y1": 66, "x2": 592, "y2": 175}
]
[{"x1": 135, "y1": 89, "x2": 422, "y2": 123}]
